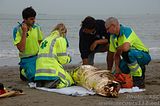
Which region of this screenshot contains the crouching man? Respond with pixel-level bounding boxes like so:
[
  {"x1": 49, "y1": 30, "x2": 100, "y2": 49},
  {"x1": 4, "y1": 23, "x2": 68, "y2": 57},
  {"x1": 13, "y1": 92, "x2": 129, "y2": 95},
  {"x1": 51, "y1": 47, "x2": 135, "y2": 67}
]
[{"x1": 105, "y1": 17, "x2": 151, "y2": 88}]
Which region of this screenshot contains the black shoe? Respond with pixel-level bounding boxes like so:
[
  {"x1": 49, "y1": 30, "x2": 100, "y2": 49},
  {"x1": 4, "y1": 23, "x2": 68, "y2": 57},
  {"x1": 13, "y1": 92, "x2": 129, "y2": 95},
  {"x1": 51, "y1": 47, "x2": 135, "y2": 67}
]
[
  {"x1": 140, "y1": 65, "x2": 146, "y2": 80},
  {"x1": 36, "y1": 81, "x2": 44, "y2": 87},
  {"x1": 36, "y1": 80, "x2": 60, "y2": 88},
  {"x1": 44, "y1": 80, "x2": 60, "y2": 88},
  {"x1": 133, "y1": 76, "x2": 145, "y2": 89}
]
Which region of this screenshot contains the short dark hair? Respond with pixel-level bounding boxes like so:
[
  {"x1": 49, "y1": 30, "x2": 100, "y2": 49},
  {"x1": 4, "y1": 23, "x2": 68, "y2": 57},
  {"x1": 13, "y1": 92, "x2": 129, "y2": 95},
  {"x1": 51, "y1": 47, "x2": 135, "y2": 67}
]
[
  {"x1": 22, "y1": 6, "x2": 36, "y2": 19},
  {"x1": 81, "y1": 16, "x2": 96, "y2": 29}
]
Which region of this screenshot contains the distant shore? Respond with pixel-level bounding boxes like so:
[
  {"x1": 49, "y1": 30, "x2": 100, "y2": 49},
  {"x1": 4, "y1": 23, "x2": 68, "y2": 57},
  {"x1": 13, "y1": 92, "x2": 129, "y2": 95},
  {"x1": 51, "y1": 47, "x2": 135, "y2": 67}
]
[{"x1": 0, "y1": 60, "x2": 160, "y2": 106}]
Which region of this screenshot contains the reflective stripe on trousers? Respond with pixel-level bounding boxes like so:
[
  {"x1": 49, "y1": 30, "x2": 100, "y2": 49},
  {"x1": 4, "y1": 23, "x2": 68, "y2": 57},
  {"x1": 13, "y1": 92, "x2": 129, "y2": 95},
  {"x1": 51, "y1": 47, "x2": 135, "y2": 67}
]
[
  {"x1": 128, "y1": 61, "x2": 142, "y2": 77},
  {"x1": 36, "y1": 69, "x2": 66, "y2": 79}
]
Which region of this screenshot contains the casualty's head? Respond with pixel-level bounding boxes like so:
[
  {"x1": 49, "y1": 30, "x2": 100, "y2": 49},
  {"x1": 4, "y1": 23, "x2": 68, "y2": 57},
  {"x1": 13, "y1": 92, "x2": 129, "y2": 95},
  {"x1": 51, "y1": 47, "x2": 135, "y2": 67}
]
[
  {"x1": 52, "y1": 23, "x2": 67, "y2": 37},
  {"x1": 22, "y1": 6, "x2": 36, "y2": 26},
  {"x1": 105, "y1": 17, "x2": 120, "y2": 35},
  {"x1": 81, "y1": 16, "x2": 96, "y2": 35}
]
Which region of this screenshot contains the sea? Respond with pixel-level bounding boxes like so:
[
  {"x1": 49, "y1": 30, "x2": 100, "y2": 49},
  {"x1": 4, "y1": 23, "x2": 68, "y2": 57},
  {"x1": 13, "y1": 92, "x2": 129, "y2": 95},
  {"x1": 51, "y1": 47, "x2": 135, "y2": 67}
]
[{"x1": 0, "y1": 14, "x2": 160, "y2": 66}]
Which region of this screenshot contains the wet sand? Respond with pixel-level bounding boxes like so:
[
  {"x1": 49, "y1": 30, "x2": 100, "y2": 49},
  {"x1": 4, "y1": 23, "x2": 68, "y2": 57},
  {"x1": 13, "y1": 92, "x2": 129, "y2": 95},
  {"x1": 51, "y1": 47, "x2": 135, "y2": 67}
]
[{"x1": 0, "y1": 60, "x2": 160, "y2": 106}]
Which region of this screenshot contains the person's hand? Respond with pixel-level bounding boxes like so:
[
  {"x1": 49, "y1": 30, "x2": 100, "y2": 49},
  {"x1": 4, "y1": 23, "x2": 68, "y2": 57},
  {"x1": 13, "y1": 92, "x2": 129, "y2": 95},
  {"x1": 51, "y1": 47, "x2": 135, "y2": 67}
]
[
  {"x1": 90, "y1": 41, "x2": 97, "y2": 51},
  {"x1": 21, "y1": 23, "x2": 28, "y2": 34}
]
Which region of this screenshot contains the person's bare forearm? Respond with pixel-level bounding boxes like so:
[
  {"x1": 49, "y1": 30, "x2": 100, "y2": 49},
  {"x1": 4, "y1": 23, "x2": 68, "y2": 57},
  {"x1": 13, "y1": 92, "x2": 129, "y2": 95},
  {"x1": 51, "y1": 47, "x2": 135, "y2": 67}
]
[
  {"x1": 90, "y1": 39, "x2": 108, "y2": 51},
  {"x1": 17, "y1": 32, "x2": 27, "y2": 52},
  {"x1": 107, "y1": 51, "x2": 114, "y2": 70},
  {"x1": 82, "y1": 58, "x2": 89, "y2": 65},
  {"x1": 17, "y1": 23, "x2": 28, "y2": 52},
  {"x1": 114, "y1": 51, "x2": 122, "y2": 73},
  {"x1": 115, "y1": 53, "x2": 120, "y2": 68},
  {"x1": 95, "y1": 39, "x2": 108, "y2": 45}
]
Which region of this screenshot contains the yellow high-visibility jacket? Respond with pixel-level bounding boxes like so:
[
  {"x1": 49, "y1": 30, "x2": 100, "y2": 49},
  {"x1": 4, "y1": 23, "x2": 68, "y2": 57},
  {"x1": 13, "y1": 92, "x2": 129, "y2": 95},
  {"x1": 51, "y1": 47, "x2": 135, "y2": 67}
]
[{"x1": 35, "y1": 30, "x2": 74, "y2": 88}]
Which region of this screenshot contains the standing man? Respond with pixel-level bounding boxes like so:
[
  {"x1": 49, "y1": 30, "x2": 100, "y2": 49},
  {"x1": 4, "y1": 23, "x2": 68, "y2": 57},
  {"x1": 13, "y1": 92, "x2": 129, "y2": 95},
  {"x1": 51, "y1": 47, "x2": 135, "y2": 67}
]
[
  {"x1": 105, "y1": 17, "x2": 151, "y2": 88},
  {"x1": 79, "y1": 16, "x2": 112, "y2": 70},
  {"x1": 13, "y1": 7, "x2": 44, "y2": 82}
]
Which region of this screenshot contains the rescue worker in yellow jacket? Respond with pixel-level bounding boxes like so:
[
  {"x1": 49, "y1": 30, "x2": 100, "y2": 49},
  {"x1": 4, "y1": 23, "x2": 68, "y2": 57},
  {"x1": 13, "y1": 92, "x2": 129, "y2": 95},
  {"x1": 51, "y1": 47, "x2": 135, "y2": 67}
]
[
  {"x1": 13, "y1": 7, "x2": 44, "y2": 82},
  {"x1": 105, "y1": 17, "x2": 151, "y2": 88},
  {"x1": 34, "y1": 23, "x2": 74, "y2": 88}
]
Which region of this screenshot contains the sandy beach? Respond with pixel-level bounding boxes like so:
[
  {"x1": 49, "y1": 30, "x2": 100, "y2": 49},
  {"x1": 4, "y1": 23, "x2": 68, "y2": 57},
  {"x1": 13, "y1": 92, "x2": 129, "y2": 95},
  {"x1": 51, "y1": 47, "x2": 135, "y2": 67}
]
[{"x1": 0, "y1": 60, "x2": 160, "y2": 106}]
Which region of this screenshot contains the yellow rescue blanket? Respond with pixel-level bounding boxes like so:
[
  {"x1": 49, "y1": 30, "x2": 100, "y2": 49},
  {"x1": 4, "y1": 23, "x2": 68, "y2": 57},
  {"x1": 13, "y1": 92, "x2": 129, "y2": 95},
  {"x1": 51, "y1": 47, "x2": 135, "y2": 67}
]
[{"x1": 70, "y1": 65, "x2": 120, "y2": 97}]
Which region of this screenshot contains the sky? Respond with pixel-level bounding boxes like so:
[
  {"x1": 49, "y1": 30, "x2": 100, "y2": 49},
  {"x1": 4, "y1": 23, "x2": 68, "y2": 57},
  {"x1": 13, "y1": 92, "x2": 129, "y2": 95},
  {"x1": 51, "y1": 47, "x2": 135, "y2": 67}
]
[{"x1": 0, "y1": 0, "x2": 160, "y2": 15}]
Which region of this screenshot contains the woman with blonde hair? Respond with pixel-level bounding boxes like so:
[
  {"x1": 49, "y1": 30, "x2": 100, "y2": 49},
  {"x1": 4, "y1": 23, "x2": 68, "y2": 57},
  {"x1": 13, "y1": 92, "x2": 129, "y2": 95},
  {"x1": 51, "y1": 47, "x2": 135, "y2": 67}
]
[{"x1": 34, "y1": 23, "x2": 74, "y2": 88}]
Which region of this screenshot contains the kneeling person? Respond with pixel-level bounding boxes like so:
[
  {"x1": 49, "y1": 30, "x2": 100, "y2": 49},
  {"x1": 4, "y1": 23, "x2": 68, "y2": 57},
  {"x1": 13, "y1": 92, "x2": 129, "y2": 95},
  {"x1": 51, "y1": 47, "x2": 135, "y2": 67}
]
[
  {"x1": 12, "y1": 7, "x2": 44, "y2": 82},
  {"x1": 79, "y1": 16, "x2": 111, "y2": 70},
  {"x1": 34, "y1": 23, "x2": 74, "y2": 88}
]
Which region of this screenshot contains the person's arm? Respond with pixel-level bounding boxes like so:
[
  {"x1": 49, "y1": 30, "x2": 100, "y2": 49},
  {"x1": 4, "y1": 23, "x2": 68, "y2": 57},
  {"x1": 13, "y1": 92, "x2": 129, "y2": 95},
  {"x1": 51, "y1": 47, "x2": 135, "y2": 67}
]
[
  {"x1": 118, "y1": 42, "x2": 130, "y2": 52},
  {"x1": 90, "y1": 39, "x2": 108, "y2": 51},
  {"x1": 114, "y1": 51, "x2": 121, "y2": 73},
  {"x1": 79, "y1": 29, "x2": 90, "y2": 65},
  {"x1": 16, "y1": 23, "x2": 28, "y2": 52},
  {"x1": 107, "y1": 51, "x2": 114, "y2": 70},
  {"x1": 115, "y1": 42, "x2": 130, "y2": 73},
  {"x1": 82, "y1": 58, "x2": 89, "y2": 65}
]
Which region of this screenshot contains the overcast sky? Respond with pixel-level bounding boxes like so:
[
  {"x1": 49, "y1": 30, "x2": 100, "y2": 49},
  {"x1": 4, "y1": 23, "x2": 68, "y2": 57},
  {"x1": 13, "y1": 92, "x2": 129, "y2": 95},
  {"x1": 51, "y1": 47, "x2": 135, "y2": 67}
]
[{"x1": 0, "y1": 0, "x2": 159, "y2": 15}]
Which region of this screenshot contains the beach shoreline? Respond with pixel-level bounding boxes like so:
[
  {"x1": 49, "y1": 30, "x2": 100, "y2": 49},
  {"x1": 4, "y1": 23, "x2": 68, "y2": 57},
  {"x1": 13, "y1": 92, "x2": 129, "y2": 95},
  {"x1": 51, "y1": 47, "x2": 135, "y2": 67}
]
[{"x1": 0, "y1": 60, "x2": 160, "y2": 106}]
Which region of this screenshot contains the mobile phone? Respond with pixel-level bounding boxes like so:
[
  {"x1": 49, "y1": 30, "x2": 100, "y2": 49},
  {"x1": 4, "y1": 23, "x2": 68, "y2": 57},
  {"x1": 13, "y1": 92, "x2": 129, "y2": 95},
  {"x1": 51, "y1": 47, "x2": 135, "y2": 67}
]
[
  {"x1": 17, "y1": 22, "x2": 29, "y2": 37},
  {"x1": 17, "y1": 22, "x2": 22, "y2": 26}
]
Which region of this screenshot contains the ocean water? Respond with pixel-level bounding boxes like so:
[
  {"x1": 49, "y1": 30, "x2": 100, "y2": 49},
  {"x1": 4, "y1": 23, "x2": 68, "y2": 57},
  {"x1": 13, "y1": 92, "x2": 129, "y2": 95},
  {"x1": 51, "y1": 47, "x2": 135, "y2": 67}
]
[{"x1": 0, "y1": 14, "x2": 160, "y2": 66}]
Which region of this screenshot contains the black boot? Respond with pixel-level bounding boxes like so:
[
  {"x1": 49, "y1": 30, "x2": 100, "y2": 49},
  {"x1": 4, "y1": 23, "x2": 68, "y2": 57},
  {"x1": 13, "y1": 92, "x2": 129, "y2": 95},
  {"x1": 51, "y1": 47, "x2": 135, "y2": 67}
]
[
  {"x1": 132, "y1": 76, "x2": 145, "y2": 88},
  {"x1": 141, "y1": 65, "x2": 146, "y2": 80}
]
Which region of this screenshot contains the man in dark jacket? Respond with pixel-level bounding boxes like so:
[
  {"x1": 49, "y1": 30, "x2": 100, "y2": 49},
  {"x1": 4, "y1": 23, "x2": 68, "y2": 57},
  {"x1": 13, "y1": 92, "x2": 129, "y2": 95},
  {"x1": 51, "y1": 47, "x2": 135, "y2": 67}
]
[{"x1": 79, "y1": 16, "x2": 113, "y2": 70}]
